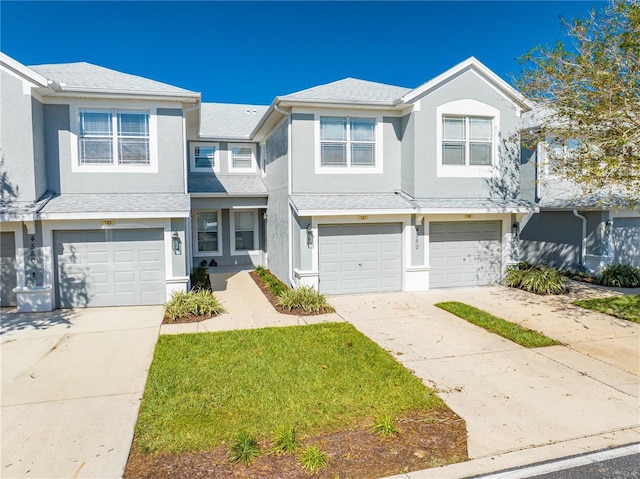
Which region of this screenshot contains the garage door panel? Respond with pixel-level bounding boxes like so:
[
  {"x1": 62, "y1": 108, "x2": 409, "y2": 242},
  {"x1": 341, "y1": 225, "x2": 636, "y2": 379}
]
[
  {"x1": 319, "y1": 223, "x2": 402, "y2": 294},
  {"x1": 430, "y1": 221, "x2": 501, "y2": 288},
  {"x1": 54, "y1": 229, "x2": 165, "y2": 308}
]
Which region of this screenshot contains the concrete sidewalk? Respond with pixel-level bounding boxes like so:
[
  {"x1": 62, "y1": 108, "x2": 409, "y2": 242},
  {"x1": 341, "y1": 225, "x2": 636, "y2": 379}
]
[
  {"x1": 160, "y1": 269, "x2": 342, "y2": 335},
  {"x1": 328, "y1": 285, "x2": 639, "y2": 478},
  {"x1": 1, "y1": 306, "x2": 163, "y2": 479}
]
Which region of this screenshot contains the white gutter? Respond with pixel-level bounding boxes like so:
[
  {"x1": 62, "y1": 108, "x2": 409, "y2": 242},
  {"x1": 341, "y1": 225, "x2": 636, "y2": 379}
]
[{"x1": 573, "y1": 209, "x2": 597, "y2": 274}]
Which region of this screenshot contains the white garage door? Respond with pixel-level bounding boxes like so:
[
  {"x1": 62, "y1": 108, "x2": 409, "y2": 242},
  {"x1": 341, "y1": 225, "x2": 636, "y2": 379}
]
[
  {"x1": 54, "y1": 229, "x2": 165, "y2": 308},
  {"x1": 1, "y1": 232, "x2": 17, "y2": 306},
  {"x1": 319, "y1": 224, "x2": 402, "y2": 294},
  {"x1": 612, "y1": 217, "x2": 640, "y2": 267},
  {"x1": 430, "y1": 221, "x2": 502, "y2": 288}
]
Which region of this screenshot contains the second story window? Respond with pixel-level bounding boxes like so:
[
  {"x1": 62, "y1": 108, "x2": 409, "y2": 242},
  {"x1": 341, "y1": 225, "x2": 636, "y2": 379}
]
[
  {"x1": 195, "y1": 146, "x2": 217, "y2": 168},
  {"x1": 229, "y1": 144, "x2": 257, "y2": 172},
  {"x1": 79, "y1": 109, "x2": 149, "y2": 165},
  {"x1": 320, "y1": 116, "x2": 376, "y2": 168},
  {"x1": 442, "y1": 116, "x2": 493, "y2": 166}
]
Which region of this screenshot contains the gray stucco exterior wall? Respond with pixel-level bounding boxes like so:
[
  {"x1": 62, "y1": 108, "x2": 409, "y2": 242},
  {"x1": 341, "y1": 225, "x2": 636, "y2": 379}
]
[
  {"x1": 400, "y1": 113, "x2": 415, "y2": 198},
  {"x1": 409, "y1": 70, "x2": 521, "y2": 199},
  {"x1": 44, "y1": 105, "x2": 185, "y2": 194},
  {"x1": 1, "y1": 71, "x2": 38, "y2": 201},
  {"x1": 32, "y1": 98, "x2": 47, "y2": 199},
  {"x1": 290, "y1": 113, "x2": 402, "y2": 193},
  {"x1": 170, "y1": 218, "x2": 187, "y2": 277},
  {"x1": 263, "y1": 119, "x2": 290, "y2": 284}
]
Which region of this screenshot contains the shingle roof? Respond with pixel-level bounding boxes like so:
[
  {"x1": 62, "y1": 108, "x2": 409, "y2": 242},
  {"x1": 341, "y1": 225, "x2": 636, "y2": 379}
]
[
  {"x1": 200, "y1": 103, "x2": 269, "y2": 138},
  {"x1": 413, "y1": 197, "x2": 536, "y2": 212},
  {"x1": 280, "y1": 78, "x2": 411, "y2": 104},
  {"x1": 539, "y1": 194, "x2": 636, "y2": 209},
  {"x1": 29, "y1": 62, "x2": 197, "y2": 96},
  {"x1": 188, "y1": 174, "x2": 268, "y2": 195},
  {"x1": 290, "y1": 193, "x2": 414, "y2": 212},
  {"x1": 39, "y1": 193, "x2": 191, "y2": 215}
]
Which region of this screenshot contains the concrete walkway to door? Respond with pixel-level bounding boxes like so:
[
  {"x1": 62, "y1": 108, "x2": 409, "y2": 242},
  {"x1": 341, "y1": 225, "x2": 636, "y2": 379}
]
[
  {"x1": 1, "y1": 305, "x2": 163, "y2": 479},
  {"x1": 329, "y1": 284, "x2": 639, "y2": 477}
]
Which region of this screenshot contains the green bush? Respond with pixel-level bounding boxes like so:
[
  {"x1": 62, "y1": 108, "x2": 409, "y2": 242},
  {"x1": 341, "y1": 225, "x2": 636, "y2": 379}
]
[
  {"x1": 227, "y1": 431, "x2": 260, "y2": 466},
  {"x1": 164, "y1": 290, "x2": 225, "y2": 321},
  {"x1": 371, "y1": 414, "x2": 400, "y2": 437},
  {"x1": 269, "y1": 425, "x2": 301, "y2": 456},
  {"x1": 503, "y1": 264, "x2": 568, "y2": 295},
  {"x1": 190, "y1": 265, "x2": 211, "y2": 291},
  {"x1": 254, "y1": 266, "x2": 288, "y2": 297},
  {"x1": 298, "y1": 445, "x2": 328, "y2": 472},
  {"x1": 277, "y1": 286, "x2": 335, "y2": 314},
  {"x1": 597, "y1": 264, "x2": 640, "y2": 288}
]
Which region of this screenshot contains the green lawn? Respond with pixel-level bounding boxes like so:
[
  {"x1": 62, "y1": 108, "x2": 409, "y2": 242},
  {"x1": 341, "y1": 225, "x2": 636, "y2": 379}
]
[
  {"x1": 573, "y1": 295, "x2": 640, "y2": 323},
  {"x1": 435, "y1": 301, "x2": 561, "y2": 348},
  {"x1": 134, "y1": 322, "x2": 442, "y2": 454}
]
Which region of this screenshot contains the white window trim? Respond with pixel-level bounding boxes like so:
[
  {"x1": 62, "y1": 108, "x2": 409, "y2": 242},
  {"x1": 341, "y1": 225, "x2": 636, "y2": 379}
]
[
  {"x1": 314, "y1": 112, "x2": 384, "y2": 174},
  {"x1": 228, "y1": 143, "x2": 257, "y2": 173},
  {"x1": 192, "y1": 209, "x2": 223, "y2": 257},
  {"x1": 230, "y1": 208, "x2": 260, "y2": 255},
  {"x1": 190, "y1": 142, "x2": 220, "y2": 172},
  {"x1": 436, "y1": 99, "x2": 500, "y2": 178},
  {"x1": 70, "y1": 105, "x2": 158, "y2": 173}
]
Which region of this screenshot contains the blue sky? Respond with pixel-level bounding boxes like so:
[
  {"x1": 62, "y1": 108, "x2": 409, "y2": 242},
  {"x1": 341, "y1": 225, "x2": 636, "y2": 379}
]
[{"x1": 2, "y1": 1, "x2": 606, "y2": 105}]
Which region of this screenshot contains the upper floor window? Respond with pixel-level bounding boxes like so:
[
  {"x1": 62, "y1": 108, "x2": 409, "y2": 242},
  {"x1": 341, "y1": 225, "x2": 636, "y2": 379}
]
[
  {"x1": 79, "y1": 109, "x2": 149, "y2": 166},
  {"x1": 190, "y1": 142, "x2": 219, "y2": 172},
  {"x1": 229, "y1": 143, "x2": 257, "y2": 172},
  {"x1": 442, "y1": 116, "x2": 493, "y2": 166},
  {"x1": 436, "y1": 99, "x2": 500, "y2": 178},
  {"x1": 320, "y1": 116, "x2": 376, "y2": 168}
]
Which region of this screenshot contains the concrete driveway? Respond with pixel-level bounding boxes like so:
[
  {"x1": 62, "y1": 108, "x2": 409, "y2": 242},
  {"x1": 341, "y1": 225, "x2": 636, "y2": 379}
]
[
  {"x1": 330, "y1": 284, "x2": 640, "y2": 468},
  {"x1": 1, "y1": 306, "x2": 163, "y2": 479}
]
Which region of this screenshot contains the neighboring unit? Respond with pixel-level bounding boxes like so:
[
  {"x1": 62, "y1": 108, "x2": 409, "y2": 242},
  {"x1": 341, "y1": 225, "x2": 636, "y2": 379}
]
[
  {"x1": 519, "y1": 113, "x2": 640, "y2": 272},
  {"x1": 1, "y1": 53, "x2": 537, "y2": 311}
]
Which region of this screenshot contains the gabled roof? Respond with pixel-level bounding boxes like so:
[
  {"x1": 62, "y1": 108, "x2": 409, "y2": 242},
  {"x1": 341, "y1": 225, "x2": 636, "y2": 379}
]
[
  {"x1": 279, "y1": 78, "x2": 411, "y2": 105},
  {"x1": 200, "y1": 103, "x2": 269, "y2": 139},
  {"x1": 401, "y1": 57, "x2": 533, "y2": 110},
  {"x1": 28, "y1": 62, "x2": 199, "y2": 99},
  {"x1": 0, "y1": 52, "x2": 49, "y2": 87}
]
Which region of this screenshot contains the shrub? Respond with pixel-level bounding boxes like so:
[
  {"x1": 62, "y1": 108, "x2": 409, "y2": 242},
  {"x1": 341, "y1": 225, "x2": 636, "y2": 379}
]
[
  {"x1": 503, "y1": 264, "x2": 568, "y2": 295},
  {"x1": 228, "y1": 431, "x2": 261, "y2": 466},
  {"x1": 597, "y1": 264, "x2": 640, "y2": 288},
  {"x1": 371, "y1": 414, "x2": 400, "y2": 437},
  {"x1": 190, "y1": 265, "x2": 211, "y2": 291},
  {"x1": 269, "y1": 425, "x2": 301, "y2": 456},
  {"x1": 164, "y1": 290, "x2": 225, "y2": 321},
  {"x1": 298, "y1": 445, "x2": 328, "y2": 472},
  {"x1": 254, "y1": 266, "x2": 288, "y2": 297},
  {"x1": 277, "y1": 286, "x2": 335, "y2": 314}
]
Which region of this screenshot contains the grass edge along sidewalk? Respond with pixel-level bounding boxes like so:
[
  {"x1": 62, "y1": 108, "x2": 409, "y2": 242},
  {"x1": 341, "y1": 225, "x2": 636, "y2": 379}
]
[
  {"x1": 435, "y1": 301, "x2": 560, "y2": 348},
  {"x1": 133, "y1": 322, "x2": 447, "y2": 455},
  {"x1": 572, "y1": 294, "x2": 640, "y2": 323}
]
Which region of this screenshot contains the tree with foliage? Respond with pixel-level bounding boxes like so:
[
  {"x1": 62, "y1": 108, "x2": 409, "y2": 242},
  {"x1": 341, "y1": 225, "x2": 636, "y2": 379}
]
[{"x1": 517, "y1": 0, "x2": 639, "y2": 204}]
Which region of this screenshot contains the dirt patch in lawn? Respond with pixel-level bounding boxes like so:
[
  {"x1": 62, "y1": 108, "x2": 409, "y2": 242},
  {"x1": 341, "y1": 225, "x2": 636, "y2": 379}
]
[{"x1": 124, "y1": 407, "x2": 467, "y2": 479}]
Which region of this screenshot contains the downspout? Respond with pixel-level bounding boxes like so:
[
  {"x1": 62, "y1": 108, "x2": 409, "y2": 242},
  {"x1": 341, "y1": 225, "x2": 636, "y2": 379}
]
[{"x1": 573, "y1": 209, "x2": 597, "y2": 274}]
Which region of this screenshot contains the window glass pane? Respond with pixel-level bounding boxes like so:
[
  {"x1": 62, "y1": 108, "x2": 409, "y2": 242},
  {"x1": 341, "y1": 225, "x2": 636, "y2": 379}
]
[
  {"x1": 321, "y1": 144, "x2": 347, "y2": 166},
  {"x1": 469, "y1": 117, "x2": 492, "y2": 141},
  {"x1": 351, "y1": 118, "x2": 375, "y2": 141},
  {"x1": 232, "y1": 146, "x2": 253, "y2": 168},
  {"x1": 119, "y1": 138, "x2": 150, "y2": 164},
  {"x1": 80, "y1": 138, "x2": 113, "y2": 164},
  {"x1": 470, "y1": 143, "x2": 492, "y2": 165},
  {"x1": 442, "y1": 142, "x2": 465, "y2": 165},
  {"x1": 235, "y1": 231, "x2": 254, "y2": 251},
  {"x1": 197, "y1": 212, "x2": 218, "y2": 232},
  {"x1": 321, "y1": 117, "x2": 346, "y2": 141},
  {"x1": 443, "y1": 117, "x2": 464, "y2": 140},
  {"x1": 351, "y1": 144, "x2": 375, "y2": 166},
  {"x1": 195, "y1": 146, "x2": 216, "y2": 168},
  {"x1": 118, "y1": 112, "x2": 148, "y2": 137},
  {"x1": 197, "y1": 232, "x2": 218, "y2": 251},
  {"x1": 80, "y1": 111, "x2": 112, "y2": 136},
  {"x1": 197, "y1": 212, "x2": 218, "y2": 252}
]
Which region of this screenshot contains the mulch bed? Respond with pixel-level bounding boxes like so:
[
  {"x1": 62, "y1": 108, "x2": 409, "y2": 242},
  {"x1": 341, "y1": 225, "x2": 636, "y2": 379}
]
[
  {"x1": 124, "y1": 408, "x2": 467, "y2": 479},
  {"x1": 248, "y1": 270, "x2": 320, "y2": 316}
]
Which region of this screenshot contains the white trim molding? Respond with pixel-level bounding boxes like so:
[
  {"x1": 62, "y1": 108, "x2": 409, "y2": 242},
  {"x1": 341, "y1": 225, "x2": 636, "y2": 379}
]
[
  {"x1": 436, "y1": 99, "x2": 500, "y2": 178},
  {"x1": 192, "y1": 209, "x2": 223, "y2": 257},
  {"x1": 189, "y1": 141, "x2": 220, "y2": 173},
  {"x1": 228, "y1": 143, "x2": 258, "y2": 173}
]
